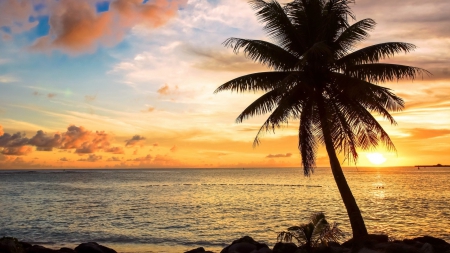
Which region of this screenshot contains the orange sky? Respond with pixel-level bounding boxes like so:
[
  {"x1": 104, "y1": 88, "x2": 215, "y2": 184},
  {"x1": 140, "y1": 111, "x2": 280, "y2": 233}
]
[{"x1": 0, "y1": 0, "x2": 449, "y2": 169}]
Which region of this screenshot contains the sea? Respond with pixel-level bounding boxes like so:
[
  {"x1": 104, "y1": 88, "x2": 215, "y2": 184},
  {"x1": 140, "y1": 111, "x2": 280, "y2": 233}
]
[{"x1": 0, "y1": 167, "x2": 449, "y2": 252}]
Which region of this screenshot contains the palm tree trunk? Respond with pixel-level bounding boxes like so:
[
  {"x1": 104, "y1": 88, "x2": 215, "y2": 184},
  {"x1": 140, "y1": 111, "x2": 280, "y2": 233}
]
[{"x1": 317, "y1": 99, "x2": 368, "y2": 239}]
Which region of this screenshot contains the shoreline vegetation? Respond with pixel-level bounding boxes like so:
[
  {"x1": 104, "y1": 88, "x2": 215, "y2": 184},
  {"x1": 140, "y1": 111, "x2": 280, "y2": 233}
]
[{"x1": 2, "y1": 235, "x2": 450, "y2": 253}]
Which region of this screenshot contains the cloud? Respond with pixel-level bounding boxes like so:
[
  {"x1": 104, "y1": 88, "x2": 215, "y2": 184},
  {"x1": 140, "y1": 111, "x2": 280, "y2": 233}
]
[
  {"x1": 128, "y1": 154, "x2": 152, "y2": 162},
  {"x1": 0, "y1": 131, "x2": 30, "y2": 147},
  {"x1": 78, "y1": 154, "x2": 102, "y2": 162},
  {"x1": 1, "y1": 146, "x2": 33, "y2": 156},
  {"x1": 85, "y1": 94, "x2": 97, "y2": 103},
  {"x1": 266, "y1": 153, "x2": 292, "y2": 158},
  {"x1": 403, "y1": 128, "x2": 450, "y2": 139},
  {"x1": 153, "y1": 143, "x2": 159, "y2": 147},
  {"x1": 0, "y1": 125, "x2": 121, "y2": 155},
  {"x1": 107, "y1": 156, "x2": 122, "y2": 162},
  {"x1": 0, "y1": 125, "x2": 3, "y2": 136},
  {"x1": 170, "y1": 145, "x2": 178, "y2": 152},
  {"x1": 157, "y1": 84, "x2": 178, "y2": 95},
  {"x1": 142, "y1": 106, "x2": 155, "y2": 112},
  {"x1": 185, "y1": 45, "x2": 269, "y2": 73},
  {"x1": 28, "y1": 130, "x2": 62, "y2": 151},
  {"x1": 125, "y1": 135, "x2": 146, "y2": 147},
  {"x1": 47, "y1": 93, "x2": 56, "y2": 98},
  {"x1": 105, "y1": 146, "x2": 125, "y2": 154},
  {"x1": 59, "y1": 157, "x2": 69, "y2": 162},
  {"x1": 0, "y1": 0, "x2": 36, "y2": 34},
  {"x1": 0, "y1": 0, "x2": 188, "y2": 54}
]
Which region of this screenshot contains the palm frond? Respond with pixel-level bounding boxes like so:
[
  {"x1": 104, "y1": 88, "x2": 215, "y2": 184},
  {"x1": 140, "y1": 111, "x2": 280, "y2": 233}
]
[
  {"x1": 329, "y1": 73, "x2": 404, "y2": 123},
  {"x1": 214, "y1": 72, "x2": 291, "y2": 93},
  {"x1": 334, "y1": 18, "x2": 376, "y2": 55},
  {"x1": 252, "y1": 84, "x2": 310, "y2": 146},
  {"x1": 337, "y1": 42, "x2": 416, "y2": 67},
  {"x1": 250, "y1": 0, "x2": 304, "y2": 55},
  {"x1": 299, "y1": 98, "x2": 317, "y2": 176},
  {"x1": 236, "y1": 88, "x2": 283, "y2": 123},
  {"x1": 223, "y1": 38, "x2": 298, "y2": 70},
  {"x1": 346, "y1": 63, "x2": 429, "y2": 83}
]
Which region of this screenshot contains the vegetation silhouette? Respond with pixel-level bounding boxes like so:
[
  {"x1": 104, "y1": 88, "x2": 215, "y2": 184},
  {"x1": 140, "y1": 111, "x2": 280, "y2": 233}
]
[
  {"x1": 277, "y1": 212, "x2": 344, "y2": 251},
  {"x1": 215, "y1": 0, "x2": 428, "y2": 239}
]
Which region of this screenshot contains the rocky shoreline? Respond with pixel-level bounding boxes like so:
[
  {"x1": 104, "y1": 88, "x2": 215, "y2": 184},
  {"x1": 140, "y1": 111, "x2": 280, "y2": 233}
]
[{"x1": 2, "y1": 235, "x2": 450, "y2": 253}]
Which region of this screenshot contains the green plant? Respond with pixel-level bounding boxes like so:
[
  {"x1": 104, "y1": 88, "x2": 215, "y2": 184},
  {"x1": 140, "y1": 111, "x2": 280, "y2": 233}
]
[{"x1": 277, "y1": 212, "x2": 344, "y2": 249}]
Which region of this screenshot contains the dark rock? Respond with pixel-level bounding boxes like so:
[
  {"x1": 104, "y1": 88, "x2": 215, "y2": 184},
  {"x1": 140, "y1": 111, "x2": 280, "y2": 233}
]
[
  {"x1": 421, "y1": 243, "x2": 434, "y2": 253},
  {"x1": 0, "y1": 237, "x2": 24, "y2": 253},
  {"x1": 312, "y1": 246, "x2": 334, "y2": 253},
  {"x1": 74, "y1": 243, "x2": 116, "y2": 253},
  {"x1": 412, "y1": 236, "x2": 449, "y2": 246},
  {"x1": 220, "y1": 236, "x2": 269, "y2": 253},
  {"x1": 342, "y1": 234, "x2": 389, "y2": 249},
  {"x1": 19, "y1": 243, "x2": 32, "y2": 251},
  {"x1": 184, "y1": 247, "x2": 206, "y2": 253},
  {"x1": 380, "y1": 242, "x2": 421, "y2": 253},
  {"x1": 251, "y1": 247, "x2": 272, "y2": 253},
  {"x1": 25, "y1": 245, "x2": 59, "y2": 253},
  {"x1": 355, "y1": 248, "x2": 377, "y2": 253},
  {"x1": 229, "y1": 243, "x2": 256, "y2": 253},
  {"x1": 272, "y1": 242, "x2": 297, "y2": 253},
  {"x1": 58, "y1": 248, "x2": 75, "y2": 253}
]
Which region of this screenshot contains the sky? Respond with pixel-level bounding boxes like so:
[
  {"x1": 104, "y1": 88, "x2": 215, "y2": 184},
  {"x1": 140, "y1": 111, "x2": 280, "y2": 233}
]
[{"x1": 0, "y1": 0, "x2": 449, "y2": 169}]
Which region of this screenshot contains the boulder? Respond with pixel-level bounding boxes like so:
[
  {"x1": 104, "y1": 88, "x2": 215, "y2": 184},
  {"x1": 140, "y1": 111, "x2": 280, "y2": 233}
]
[
  {"x1": 421, "y1": 243, "x2": 434, "y2": 253},
  {"x1": 25, "y1": 245, "x2": 59, "y2": 253},
  {"x1": 381, "y1": 242, "x2": 421, "y2": 253},
  {"x1": 220, "y1": 236, "x2": 269, "y2": 253},
  {"x1": 412, "y1": 237, "x2": 449, "y2": 246},
  {"x1": 74, "y1": 243, "x2": 116, "y2": 253},
  {"x1": 229, "y1": 243, "x2": 257, "y2": 253},
  {"x1": 407, "y1": 236, "x2": 450, "y2": 253},
  {"x1": 250, "y1": 247, "x2": 272, "y2": 253},
  {"x1": 184, "y1": 247, "x2": 206, "y2": 253},
  {"x1": 272, "y1": 242, "x2": 297, "y2": 253},
  {"x1": 356, "y1": 248, "x2": 378, "y2": 253},
  {"x1": 0, "y1": 237, "x2": 23, "y2": 253},
  {"x1": 342, "y1": 234, "x2": 389, "y2": 249}
]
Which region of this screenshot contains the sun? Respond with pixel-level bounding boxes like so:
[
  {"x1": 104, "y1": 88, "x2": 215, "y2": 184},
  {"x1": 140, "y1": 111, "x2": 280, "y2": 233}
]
[{"x1": 366, "y1": 153, "x2": 387, "y2": 165}]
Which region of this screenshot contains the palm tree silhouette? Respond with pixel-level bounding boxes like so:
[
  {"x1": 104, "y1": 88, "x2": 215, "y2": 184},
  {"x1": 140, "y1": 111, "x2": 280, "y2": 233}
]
[{"x1": 215, "y1": 0, "x2": 428, "y2": 239}]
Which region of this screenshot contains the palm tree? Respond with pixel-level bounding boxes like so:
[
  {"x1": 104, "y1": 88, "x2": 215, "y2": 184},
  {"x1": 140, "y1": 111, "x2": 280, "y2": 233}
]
[
  {"x1": 277, "y1": 212, "x2": 344, "y2": 250},
  {"x1": 215, "y1": 0, "x2": 428, "y2": 239}
]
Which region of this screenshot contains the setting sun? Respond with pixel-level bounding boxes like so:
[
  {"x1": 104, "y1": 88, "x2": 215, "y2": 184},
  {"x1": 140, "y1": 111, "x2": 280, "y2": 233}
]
[{"x1": 366, "y1": 153, "x2": 387, "y2": 165}]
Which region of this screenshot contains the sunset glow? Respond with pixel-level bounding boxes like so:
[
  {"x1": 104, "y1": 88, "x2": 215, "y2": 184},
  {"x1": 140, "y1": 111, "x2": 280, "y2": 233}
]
[
  {"x1": 1, "y1": 0, "x2": 449, "y2": 169},
  {"x1": 366, "y1": 153, "x2": 387, "y2": 165}
]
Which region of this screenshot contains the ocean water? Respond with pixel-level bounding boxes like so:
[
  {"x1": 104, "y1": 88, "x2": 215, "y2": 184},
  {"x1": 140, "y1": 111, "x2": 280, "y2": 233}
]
[{"x1": 0, "y1": 167, "x2": 449, "y2": 252}]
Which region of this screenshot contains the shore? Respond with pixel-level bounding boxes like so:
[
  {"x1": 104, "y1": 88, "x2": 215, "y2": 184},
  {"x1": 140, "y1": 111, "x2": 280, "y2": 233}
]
[{"x1": 2, "y1": 235, "x2": 450, "y2": 253}]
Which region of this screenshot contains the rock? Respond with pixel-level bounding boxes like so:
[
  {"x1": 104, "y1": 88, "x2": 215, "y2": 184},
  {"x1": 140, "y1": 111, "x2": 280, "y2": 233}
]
[
  {"x1": 0, "y1": 237, "x2": 23, "y2": 253},
  {"x1": 184, "y1": 247, "x2": 206, "y2": 253},
  {"x1": 25, "y1": 245, "x2": 59, "y2": 253},
  {"x1": 421, "y1": 243, "x2": 434, "y2": 253},
  {"x1": 74, "y1": 243, "x2": 116, "y2": 253},
  {"x1": 220, "y1": 236, "x2": 269, "y2": 253},
  {"x1": 58, "y1": 248, "x2": 75, "y2": 253},
  {"x1": 409, "y1": 236, "x2": 450, "y2": 253},
  {"x1": 413, "y1": 237, "x2": 449, "y2": 246},
  {"x1": 272, "y1": 242, "x2": 297, "y2": 253},
  {"x1": 228, "y1": 242, "x2": 257, "y2": 253},
  {"x1": 342, "y1": 234, "x2": 389, "y2": 249},
  {"x1": 250, "y1": 247, "x2": 272, "y2": 253},
  {"x1": 381, "y1": 242, "x2": 421, "y2": 253},
  {"x1": 356, "y1": 248, "x2": 378, "y2": 253}
]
